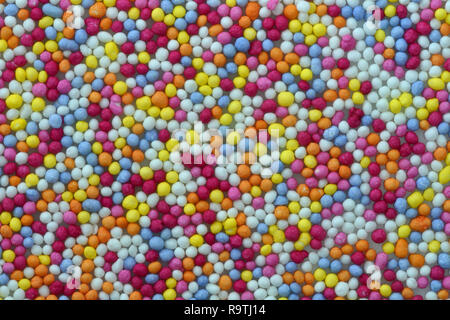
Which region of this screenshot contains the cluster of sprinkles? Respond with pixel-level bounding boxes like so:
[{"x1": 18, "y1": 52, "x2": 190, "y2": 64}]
[{"x1": 0, "y1": 0, "x2": 449, "y2": 301}]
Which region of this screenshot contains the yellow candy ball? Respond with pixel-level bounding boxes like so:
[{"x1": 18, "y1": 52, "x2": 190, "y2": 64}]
[
  {"x1": 324, "y1": 274, "x2": 338, "y2": 287},
  {"x1": 288, "y1": 201, "x2": 300, "y2": 214},
  {"x1": 92, "y1": 142, "x2": 103, "y2": 155},
  {"x1": 165, "y1": 84, "x2": 177, "y2": 97},
  {"x1": 39, "y1": 255, "x2": 51, "y2": 265},
  {"x1": 382, "y1": 242, "x2": 395, "y2": 254},
  {"x1": 210, "y1": 221, "x2": 222, "y2": 234},
  {"x1": 186, "y1": 130, "x2": 199, "y2": 144},
  {"x1": 126, "y1": 209, "x2": 140, "y2": 223},
  {"x1": 158, "y1": 150, "x2": 169, "y2": 161},
  {"x1": 25, "y1": 173, "x2": 39, "y2": 187},
  {"x1": 439, "y1": 166, "x2": 450, "y2": 184},
  {"x1": 268, "y1": 123, "x2": 285, "y2": 137},
  {"x1": 352, "y1": 92, "x2": 364, "y2": 105},
  {"x1": 31, "y1": 97, "x2": 45, "y2": 111},
  {"x1": 210, "y1": 189, "x2": 224, "y2": 203},
  {"x1": 277, "y1": 91, "x2": 295, "y2": 107},
  {"x1": 309, "y1": 109, "x2": 322, "y2": 122},
  {"x1": 15, "y1": 68, "x2": 26, "y2": 82},
  {"x1": 192, "y1": 58, "x2": 204, "y2": 70},
  {"x1": 157, "y1": 182, "x2": 171, "y2": 196},
  {"x1": 228, "y1": 100, "x2": 242, "y2": 114},
  {"x1": 26, "y1": 67, "x2": 38, "y2": 81},
  {"x1": 360, "y1": 156, "x2": 371, "y2": 168},
  {"x1": 173, "y1": 5, "x2": 186, "y2": 18},
  {"x1": 286, "y1": 139, "x2": 299, "y2": 151},
  {"x1": 190, "y1": 234, "x2": 204, "y2": 247},
  {"x1": 416, "y1": 108, "x2": 429, "y2": 120},
  {"x1": 219, "y1": 113, "x2": 232, "y2": 126},
  {"x1": 76, "y1": 121, "x2": 88, "y2": 132},
  {"x1": 273, "y1": 230, "x2": 285, "y2": 242},
  {"x1": 122, "y1": 195, "x2": 138, "y2": 209},
  {"x1": 105, "y1": 42, "x2": 119, "y2": 60},
  {"x1": 151, "y1": 8, "x2": 165, "y2": 21},
  {"x1": 115, "y1": 137, "x2": 130, "y2": 150},
  {"x1": 375, "y1": 29, "x2": 385, "y2": 42},
  {"x1": 313, "y1": 268, "x2": 326, "y2": 281},
  {"x1": 84, "y1": 246, "x2": 97, "y2": 259},
  {"x1": 233, "y1": 76, "x2": 246, "y2": 88},
  {"x1": 88, "y1": 174, "x2": 100, "y2": 186},
  {"x1": 312, "y1": 23, "x2": 326, "y2": 37},
  {"x1": 77, "y1": 211, "x2": 90, "y2": 224},
  {"x1": 298, "y1": 219, "x2": 311, "y2": 232},
  {"x1": 300, "y1": 69, "x2": 313, "y2": 81},
  {"x1": 304, "y1": 155, "x2": 317, "y2": 168},
  {"x1": 163, "y1": 137, "x2": 177, "y2": 151},
  {"x1": 260, "y1": 244, "x2": 272, "y2": 256},
  {"x1": 223, "y1": 218, "x2": 237, "y2": 233},
  {"x1": 280, "y1": 150, "x2": 295, "y2": 164},
  {"x1": 423, "y1": 188, "x2": 434, "y2": 202},
  {"x1": 407, "y1": 191, "x2": 424, "y2": 209},
  {"x1": 399, "y1": 93, "x2": 412, "y2": 107},
  {"x1": 254, "y1": 143, "x2": 267, "y2": 156},
  {"x1": 241, "y1": 270, "x2": 252, "y2": 282},
  {"x1": 136, "y1": 96, "x2": 151, "y2": 110},
  {"x1": 243, "y1": 27, "x2": 256, "y2": 40},
  {"x1": 428, "y1": 78, "x2": 445, "y2": 91},
  {"x1": 226, "y1": 131, "x2": 241, "y2": 145},
  {"x1": 166, "y1": 278, "x2": 177, "y2": 289},
  {"x1": 271, "y1": 173, "x2": 283, "y2": 184},
  {"x1": 140, "y1": 167, "x2": 153, "y2": 180},
  {"x1": 310, "y1": 201, "x2": 322, "y2": 213},
  {"x1": 138, "y1": 203, "x2": 150, "y2": 216},
  {"x1": 184, "y1": 203, "x2": 196, "y2": 216},
  {"x1": 380, "y1": 284, "x2": 392, "y2": 297},
  {"x1": 108, "y1": 162, "x2": 121, "y2": 175},
  {"x1": 164, "y1": 14, "x2": 175, "y2": 26},
  {"x1": 122, "y1": 116, "x2": 134, "y2": 128},
  {"x1": 6, "y1": 94, "x2": 23, "y2": 109},
  {"x1": 324, "y1": 184, "x2": 337, "y2": 195},
  {"x1": 289, "y1": 20, "x2": 301, "y2": 33},
  {"x1": 398, "y1": 225, "x2": 411, "y2": 238},
  {"x1": 113, "y1": 81, "x2": 127, "y2": 95},
  {"x1": 301, "y1": 23, "x2": 312, "y2": 35},
  {"x1": 128, "y1": 7, "x2": 140, "y2": 19},
  {"x1": 250, "y1": 186, "x2": 261, "y2": 197},
  {"x1": 195, "y1": 72, "x2": 208, "y2": 85},
  {"x1": 9, "y1": 217, "x2": 21, "y2": 232},
  {"x1": 18, "y1": 279, "x2": 31, "y2": 291},
  {"x1": 85, "y1": 55, "x2": 98, "y2": 68},
  {"x1": 0, "y1": 39, "x2": 7, "y2": 52},
  {"x1": 177, "y1": 31, "x2": 189, "y2": 44},
  {"x1": 2, "y1": 250, "x2": 15, "y2": 263},
  {"x1": 166, "y1": 171, "x2": 179, "y2": 184},
  {"x1": 435, "y1": 8, "x2": 447, "y2": 20},
  {"x1": 163, "y1": 289, "x2": 176, "y2": 300}
]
